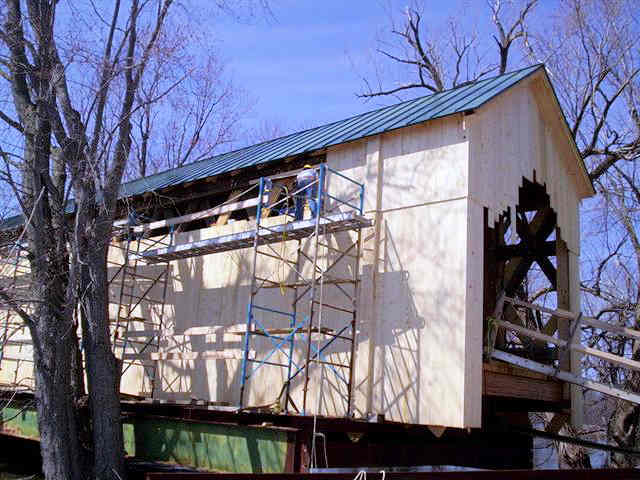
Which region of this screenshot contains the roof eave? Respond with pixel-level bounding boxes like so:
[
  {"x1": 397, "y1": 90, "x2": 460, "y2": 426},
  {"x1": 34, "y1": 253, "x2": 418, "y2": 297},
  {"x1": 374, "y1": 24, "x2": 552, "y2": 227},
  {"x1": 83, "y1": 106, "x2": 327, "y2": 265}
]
[{"x1": 537, "y1": 69, "x2": 596, "y2": 198}]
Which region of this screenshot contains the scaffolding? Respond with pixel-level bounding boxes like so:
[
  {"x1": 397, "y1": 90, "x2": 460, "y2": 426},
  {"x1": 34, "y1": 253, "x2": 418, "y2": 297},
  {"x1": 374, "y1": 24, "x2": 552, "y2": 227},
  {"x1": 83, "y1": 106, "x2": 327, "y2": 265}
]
[
  {"x1": 0, "y1": 245, "x2": 32, "y2": 384},
  {"x1": 109, "y1": 219, "x2": 174, "y2": 397},
  {"x1": 239, "y1": 165, "x2": 369, "y2": 414},
  {"x1": 136, "y1": 164, "x2": 371, "y2": 414}
]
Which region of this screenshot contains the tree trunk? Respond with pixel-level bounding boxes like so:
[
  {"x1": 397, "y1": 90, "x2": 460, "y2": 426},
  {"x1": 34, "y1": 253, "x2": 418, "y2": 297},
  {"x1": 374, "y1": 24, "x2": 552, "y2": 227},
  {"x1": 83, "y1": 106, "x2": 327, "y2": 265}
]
[
  {"x1": 609, "y1": 338, "x2": 640, "y2": 467},
  {"x1": 81, "y1": 241, "x2": 126, "y2": 480},
  {"x1": 609, "y1": 401, "x2": 640, "y2": 467},
  {"x1": 30, "y1": 300, "x2": 84, "y2": 479}
]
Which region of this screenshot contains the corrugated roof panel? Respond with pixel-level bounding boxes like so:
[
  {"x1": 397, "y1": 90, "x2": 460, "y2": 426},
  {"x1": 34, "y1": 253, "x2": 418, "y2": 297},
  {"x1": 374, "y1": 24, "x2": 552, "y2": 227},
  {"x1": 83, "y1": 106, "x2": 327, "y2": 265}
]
[
  {"x1": 2, "y1": 65, "x2": 550, "y2": 230},
  {"x1": 406, "y1": 80, "x2": 492, "y2": 123},
  {"x1": 125, "y1": 65, "x2": 543, "y2": 199},
  {"x1": 331, "y1": 93, "x2": 439, "y2": 144},
  {"x1": 360, "y1": 82, "x2": 478, "y2": 137},
  {"x1": 5, "y1": 65, "x2": 544, "y2": 220}
]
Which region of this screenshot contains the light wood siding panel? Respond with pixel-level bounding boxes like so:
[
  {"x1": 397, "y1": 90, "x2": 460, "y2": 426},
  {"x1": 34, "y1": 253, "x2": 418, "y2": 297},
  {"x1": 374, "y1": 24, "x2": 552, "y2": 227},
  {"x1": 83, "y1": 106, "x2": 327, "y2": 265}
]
[
  {"x1": 0, "y1": 116, "x2": 482, "y2": 429},
  {"x1": 110, "y1": 216, "x2": 362, "y2": 414},
  {"x1": 465, "y1": 198, "x2": 485, "y2": 425},
  {"x1": 467, "y1": 78, "x2": 585, "y2": 424},
  {"x1": 468, "y1": 81, "x2": 581, "y2": 253},
  {"x1": 327, "y1": 117, "x2": 479, "y2": 428}
]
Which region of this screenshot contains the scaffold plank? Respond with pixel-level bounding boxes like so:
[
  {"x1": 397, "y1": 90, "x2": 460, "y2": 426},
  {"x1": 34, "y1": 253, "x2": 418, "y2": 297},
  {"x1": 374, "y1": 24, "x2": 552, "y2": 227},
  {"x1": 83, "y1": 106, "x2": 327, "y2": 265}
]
[
  {"x1": 229, "y1": 326, "x2": 336, "y2": 336},
  {"x1": 137, "y1": 212, "x2": 372, "y2": 264}
]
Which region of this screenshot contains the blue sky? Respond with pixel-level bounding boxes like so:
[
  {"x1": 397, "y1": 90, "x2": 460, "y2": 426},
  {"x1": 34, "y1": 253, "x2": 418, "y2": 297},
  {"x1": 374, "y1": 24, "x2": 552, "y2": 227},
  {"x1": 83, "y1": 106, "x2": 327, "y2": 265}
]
[{"x1": 212, "y1": 0, "x2": 480, "y2": 135}]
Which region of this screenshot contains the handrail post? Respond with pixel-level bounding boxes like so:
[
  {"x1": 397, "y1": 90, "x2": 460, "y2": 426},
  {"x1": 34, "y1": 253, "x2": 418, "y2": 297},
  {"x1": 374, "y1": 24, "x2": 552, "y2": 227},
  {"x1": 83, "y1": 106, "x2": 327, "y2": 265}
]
[
  {"x1": 317, "y1": 164, "x2": 326, "y2": 216},
  {"x1": 256, "y1": 177, "x2": 265, "y2": 226},
  {"x1": 240, "y1": 176, "x2": 265, "y2": 407}
]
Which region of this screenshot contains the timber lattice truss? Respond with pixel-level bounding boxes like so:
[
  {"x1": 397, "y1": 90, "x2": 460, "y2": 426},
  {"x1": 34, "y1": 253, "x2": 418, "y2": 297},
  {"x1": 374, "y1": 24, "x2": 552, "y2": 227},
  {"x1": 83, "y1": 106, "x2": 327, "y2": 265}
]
[{"x1": 485, "y1": 178, "x2": 640, "y2": 406}]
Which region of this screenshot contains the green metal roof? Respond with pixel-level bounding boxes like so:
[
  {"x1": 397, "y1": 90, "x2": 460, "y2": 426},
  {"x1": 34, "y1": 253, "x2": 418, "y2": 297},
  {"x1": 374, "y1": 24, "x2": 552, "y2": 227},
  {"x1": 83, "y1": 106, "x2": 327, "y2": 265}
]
[
  {"x1": 120, "y1": 64, "x2": 544, "y2": 198},
  {"x1": 2, "y1": 65, "x2": 545, "y2": 231}
]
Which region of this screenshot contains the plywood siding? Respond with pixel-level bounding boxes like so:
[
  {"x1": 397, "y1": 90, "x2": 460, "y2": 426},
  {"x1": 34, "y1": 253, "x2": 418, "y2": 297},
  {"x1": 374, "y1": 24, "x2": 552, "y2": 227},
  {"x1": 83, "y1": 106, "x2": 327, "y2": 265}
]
[
  {"x1": 326, "y1": 116, "x2": 480, "y2": 428},
  {"x1": 466, "y1": 77, "x2": 586, "y2": 425},
  {"x1": 467, "y1": 79, "x2": 582, "y2": 254},
  {"x1": 114, "y1": 216, "x2": 361, "y2": 414},
  {"x1": 0, "y1": 116, "x2": 481, "y2": 429}
]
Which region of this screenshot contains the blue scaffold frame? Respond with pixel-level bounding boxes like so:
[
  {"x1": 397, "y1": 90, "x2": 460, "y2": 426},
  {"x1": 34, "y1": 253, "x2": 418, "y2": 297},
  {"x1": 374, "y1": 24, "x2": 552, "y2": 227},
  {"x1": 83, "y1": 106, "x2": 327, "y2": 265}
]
[{"x1": 239, "y1": 163, "x2": 369, "y2": 416}]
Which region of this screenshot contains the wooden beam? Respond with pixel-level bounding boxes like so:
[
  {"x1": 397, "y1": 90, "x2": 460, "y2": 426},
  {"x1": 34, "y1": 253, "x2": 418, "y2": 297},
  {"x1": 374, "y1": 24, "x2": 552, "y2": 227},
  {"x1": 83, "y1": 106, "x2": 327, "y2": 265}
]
[
  {"x1": 216, "y1": 190, "x2": 242, "y2": 226},
  {"x1": 581, "y1": 316, "x2": 640, "y2": 340},
  {"x1": 492, "y1": 350, "x2": 640, "y2": 405},
  {"x1": 504, "y1": 297, "x2": 575, "y2": 320},
  {"x1": 495, "y1": 319, "x2": 567, "y2": 347},
  {"x1": 128, "y1": 195, "x2": 268, "y2": 233},
  {"x1": 496, "y1": 241, "x2": 556, "y2": 260},
  {"x1": 484, "y1": 360, "x2": 548, "y2": 380},
  {"x1": 501, "y1": 302, "x2": 539, "y2": 347},
  {"x1": 261, "y1": 179, "x2": 294, "y2": 218},
  {"x1": 516, "y1": 209, "x2": 557, "y2": 289},
  {"x1": 505, "y1": 296, "x2": 640, "y2": 340},
  {"x1": 541, "y1": 238, "x2": 568, "y2": 337},
  {"x1": 536, "y1": 255, "x2": 558, "y2": 290},
  {"x1": 483, "y1": 208, "x2": 498, "y2": 324},
  {"x1": 572, "y1": 345, "x2": 640, "y2": 372},
  {"x1": 503, "y1": 207, "x2": 556, "y2": 295},
  {"x1": 483, "y1": 368, "x2": 563, "y2": 403}
]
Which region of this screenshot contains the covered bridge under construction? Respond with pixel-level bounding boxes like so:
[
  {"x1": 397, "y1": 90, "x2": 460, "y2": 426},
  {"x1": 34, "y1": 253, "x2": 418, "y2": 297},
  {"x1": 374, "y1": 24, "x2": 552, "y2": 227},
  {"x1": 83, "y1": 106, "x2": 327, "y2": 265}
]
[{"x1": 4, "y1": 64, "x2": 640, "y2": 471}]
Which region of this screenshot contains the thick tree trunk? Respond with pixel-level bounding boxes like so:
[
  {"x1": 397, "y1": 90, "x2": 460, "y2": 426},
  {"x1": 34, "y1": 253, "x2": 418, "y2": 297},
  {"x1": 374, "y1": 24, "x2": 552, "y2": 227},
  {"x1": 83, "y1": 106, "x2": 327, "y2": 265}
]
[
  {"x1": 81, "y1": 242, "x2": 126, "y2": 480},
  {"x1": 33, "y1": 347, "x2": 84, "y2": 479},
  {"x1": 609, "y1": 335, "x2": 640, "y2": 468},
  {"x1": 609, "y1": 401, "x2": 640, "y2": 467},
  {"x1": 30, "y1": 288, "x2": 84, "y2": 480}
]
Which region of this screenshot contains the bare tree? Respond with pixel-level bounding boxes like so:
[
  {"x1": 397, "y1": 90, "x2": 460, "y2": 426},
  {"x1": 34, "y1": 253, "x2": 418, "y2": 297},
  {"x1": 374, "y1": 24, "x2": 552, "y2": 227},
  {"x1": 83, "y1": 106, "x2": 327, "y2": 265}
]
[
  {"x1": 0, "y1": 0, "x2": 187, "y2": 478},
  {"x1": 584, "y1": 164, "x2": 640, "y2": 467},
  {"x1": 360, "y1": 0, "x2": 640, "y2": 468},
  {"x1": 360, "y1": 0, "x2": 537, "y2": 99},
  {"x1": 0, "y1": 0, "x2": 270, "y2": 476},
  {"x1": 526, "y1": 0, "x2": 640, "y2": 183},
  {"x1": 532, "y1": 0, "x2": 640, "y2": 467},
  {"x1": 129, "y1": 29, "x2": 249, "y2": 178}
]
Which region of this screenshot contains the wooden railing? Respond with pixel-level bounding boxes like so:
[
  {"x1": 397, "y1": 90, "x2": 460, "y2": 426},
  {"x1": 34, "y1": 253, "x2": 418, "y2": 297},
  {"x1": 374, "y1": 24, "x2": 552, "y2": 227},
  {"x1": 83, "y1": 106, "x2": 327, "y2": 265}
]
[{"x1": 489, "y1": 296, "x2": 640, "y2": 404}]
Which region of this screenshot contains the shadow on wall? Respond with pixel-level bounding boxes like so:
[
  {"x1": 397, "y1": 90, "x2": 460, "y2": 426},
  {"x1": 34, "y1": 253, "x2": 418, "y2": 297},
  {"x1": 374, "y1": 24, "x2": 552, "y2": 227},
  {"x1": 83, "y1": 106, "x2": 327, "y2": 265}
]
[
  {"x1": 111, "y1": 206, "x2": 458, "y2": 426},
  {"x1": 354, "y1": 200, "x2": 467, "y2": 425},
  {"x1": 353, "y1": 218, "x2": 425, "y2": 424}
]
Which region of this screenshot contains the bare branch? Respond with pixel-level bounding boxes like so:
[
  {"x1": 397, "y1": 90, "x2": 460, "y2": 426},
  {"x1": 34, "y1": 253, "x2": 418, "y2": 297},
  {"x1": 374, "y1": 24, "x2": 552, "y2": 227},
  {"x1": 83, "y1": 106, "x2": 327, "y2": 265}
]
[{"x1": 0, "y1": 109, "x2": 22, "y2": 132}]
